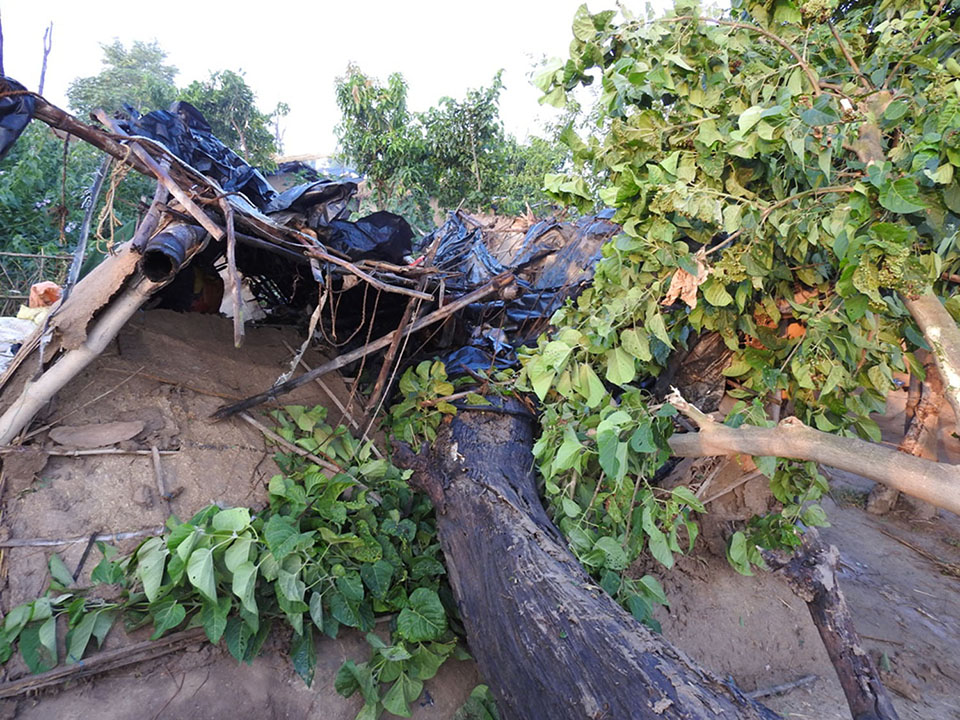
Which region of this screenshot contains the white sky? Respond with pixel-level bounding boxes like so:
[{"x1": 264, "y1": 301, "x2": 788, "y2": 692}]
[{"x1": 2, "y1": 1, "x2": 667, "y2": 157}]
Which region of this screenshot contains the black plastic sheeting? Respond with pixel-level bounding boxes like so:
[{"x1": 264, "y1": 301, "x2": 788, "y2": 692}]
[
  {"x1": 0, "y1": 78, "x2": 36, "y2": 161},
  {"x1": 423, "y1": 210, "x2": 619, "y2": 371},
  {"x1": 118, "y1": 101, "x2": 279, "y2": 211},
  {"x1": 327, "y1": 211, "x2": 413, "y2": 265},
  {"x1": 112, "y1": 102, "x2": 414, "y2": 270}
]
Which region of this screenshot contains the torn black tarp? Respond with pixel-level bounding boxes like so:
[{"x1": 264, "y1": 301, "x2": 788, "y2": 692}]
[
  {"x1": 327, "y1": 211, "x2": 413, "y2": 265},
  {"x1": 265, "y1": 179, "x2": 357, "y2": 225},
  {"x1": 0, "y1": 78, "x2": 36, "y2": 160},
  {"x1": 423, "y1": 210, "x2": 619, "y2": 368},
  {"x1": 117, "y1": 101, "x2": 278, "y2": 211}
]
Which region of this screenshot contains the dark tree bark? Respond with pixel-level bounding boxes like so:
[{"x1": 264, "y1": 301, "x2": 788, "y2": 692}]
[
  {"x1": 400, "y1": 402, "x2": 778, "y2": 720},
  {"x1": 766, "y1": 530, "x2": 900, "y2": 720}
]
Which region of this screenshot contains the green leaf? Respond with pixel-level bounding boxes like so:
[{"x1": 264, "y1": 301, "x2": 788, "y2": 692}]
[
  {"x1": 801, "y1": 504, "x2": 830, "y2": 527},
  {"x1": 727, "y1": 531, "x2": 753, "y2": 576},
  {"x1": 397, "y1": 588, "x2": 447, "y2": 642},
  {"x1": 187, "y1": 547, "x2": 217, "y2": 603},
  {"x1": 200, "y1": 597, "x2": 230, "y2": 644},
  {"x1": 738, "y1": 105, "x2": 764, "y2": 133},
  {"x1": 878, "y1": 179, "x2": 926, "y2": 214},
  {"x1": 232, "y1": 561, "x2": 258, "y2": 614},
  {"x1": 290, "y1": 626, "x2": 316, "y2": 687},
  {"x1": 561, "y1": 497, "x2": 582, "y2": 518},
  {"x1": 671, "y1": 485, "x2": 706, "y2": 513},
  {"x1": 605, "y1": 346, "x2": 636, "y2": 385},
  {"x1": 594, "y1": 536, "x2": 628, "y2": 571},
  {"x1": 703, "y1": 279, "x2": 733, "y2": 307},
  {"x1": 646, "y1": 525, "x2": 674, "y2": 569},
  {"x1": 48, "y1": 553, "x2": 74, "y2": 587},
  {"x1": 553, "y1": 428, "x2": 582, "y2": 472},
  {"x1": 620, "y1": 328, "x2": 652, "y2": 362},
  {"x1": 884, "y1": 100, "x2": 909, "y2": 121},
  {"x1": 278, "y1": 568, "x2": 306, "y2": 604},
  {"x1": 91, "y1": 610, "x2": 115, "y2": 648},
  {"x1": 335, "y1": 659, "x2": 378, "y2": 704},
  {"x1": 329, "y1": 592, "x2": 360, "y2": 628},
  {"x1": 638, "y1": 575, "x2": 669, "y2": 606},
  {"x1": 383, "y1": 677, "x2": 413, "y2": 718},
  {"x1": 800, "y1": 103, "x2": 839, "y2": 126},
  {"x1": 136, "y1": 537, "x2": 167, "y2": 604},
  {"x1": 360, "y1": 560, "x2": 394, "y2": 600},
  {"x1": 263, "y1": 515, "x2": 300, "y2": 562},
  {"x1": 65, "y1": 611, "x2": 98, "y2": 664},
  {"x1": 309, "y1": 592, "x2": 325, "y2": 632},
  {"x1": 150, "y1": 597, "x2": 186, "y2": 638},
  {"x1": 224, "y1": 616, "x2": 253, "y2": 662},
  {"x1": 19, "y1": 620, "x2": 57, "y2": 673},
  {"x1": 572, "y1": 3, "x2": 596, "y2": 41},
  {"x1": 212, "y1": 507, "x2": 251, "y2": 533},
  {"x1": 337, "y1": 573, "x2": 364, "y2": 603},
  {"x1": 3, "y1": 603, "x2": 32, "y2": 641},
  {"x1": 753, "y1": 456, "x2": 777, "y2": 478},
  {"x1": 224, "y1": 535, "x2": 253, "y2": 573}
]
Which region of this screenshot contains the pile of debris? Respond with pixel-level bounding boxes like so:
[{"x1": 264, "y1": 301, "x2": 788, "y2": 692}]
[{"x1": 0, "y1": 76, "x2": 617, "y2": 456}]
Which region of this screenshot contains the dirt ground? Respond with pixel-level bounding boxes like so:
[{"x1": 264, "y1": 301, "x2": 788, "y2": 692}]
[{"x1": 1, "y1": 310, "x2": 958, "y2": 719}]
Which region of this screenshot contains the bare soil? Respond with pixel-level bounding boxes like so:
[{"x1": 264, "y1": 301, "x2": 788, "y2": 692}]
[{"x1": 1, "y1": 310, "x2": 958, "y2": 719}]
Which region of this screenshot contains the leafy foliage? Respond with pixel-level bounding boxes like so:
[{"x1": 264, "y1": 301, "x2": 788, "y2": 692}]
[
  {"x1": 520, "y1": 0, "x2": 960, "y2": 573},
  {"x1": 67, "y1": 40, "x2": 179, "y2": 117},
  {"x1": 178, "y1": 70, "x2": 287, "y2": 168},
  {"x1": 0, "y1": 406, "x2": 462, "y2": 719},
  {"x1": 334, "y1": 64, "x2": 568, "y2": 222}
]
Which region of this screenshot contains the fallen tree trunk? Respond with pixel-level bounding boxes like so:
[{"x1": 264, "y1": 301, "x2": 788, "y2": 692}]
[{"x1": 399, "y1": 401, "x2": 778, "y2": 720}]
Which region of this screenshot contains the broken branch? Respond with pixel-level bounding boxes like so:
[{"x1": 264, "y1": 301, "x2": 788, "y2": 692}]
[
  {"x1": 665, "y1": 390, "x2": 960, "y2": 515},
  {"x1": 0, "y1": 627, "x2": 206, "y2": 699},
  {"x1": 765, "y1": 530, "x2": 900, "y2": 720}
]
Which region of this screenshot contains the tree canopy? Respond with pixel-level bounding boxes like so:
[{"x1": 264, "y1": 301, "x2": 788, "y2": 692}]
[
  {"x1": 521, "y1": 0, "x2": 960, "y2": 578},
  {"x1": 66, "y1": 40, "x2": 178, "y2": 117}
]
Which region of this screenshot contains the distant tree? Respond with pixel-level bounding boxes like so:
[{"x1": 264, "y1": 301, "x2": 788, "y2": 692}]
[
  {"x1": 66, "y1": 40, "x2": 178, "y2": 117},
  {"x1": 334, "y1": 63, "x2": 428, "y2": 208},
  {"x1": 178, "y1": 69, "x2": 283, "y2": 167},
  {"x1": 420, "y1": 72, "x2": 509, "y2": 209},
  {"x1": 334, "y1": 64, "x2": 567, "y2": 219}
]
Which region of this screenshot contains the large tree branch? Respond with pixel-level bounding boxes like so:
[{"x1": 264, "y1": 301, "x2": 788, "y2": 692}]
[
  {"x1": 901, "y1": 289, "x2": 960, "y2": 421},
  {"x1": 665, "y1": 390, "x2": 960, "y2": 516}
]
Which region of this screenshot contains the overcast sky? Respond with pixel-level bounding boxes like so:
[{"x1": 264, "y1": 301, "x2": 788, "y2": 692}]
[{"x1": 2, "y1": 1, "x2": 667, "y2": 157}]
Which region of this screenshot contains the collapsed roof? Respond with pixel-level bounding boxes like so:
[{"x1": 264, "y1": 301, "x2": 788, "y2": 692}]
[{"x1": 0, "y1": 77, "x2": 618, "y2": 444}]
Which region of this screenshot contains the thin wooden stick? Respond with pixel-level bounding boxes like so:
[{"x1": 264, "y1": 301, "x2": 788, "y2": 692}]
[
  {"x1": 238, "y1": 411, "x2": 343, "y2": 476},
  {"x1": 213, "y1": 273, "x2": 515, "y2": 419},
  {"x1": 0, "y1": 527, "x2": 164, "y2": 548},
  {"x1": 0, "y1": 447, "x2": 177, "y2": 457},
  {"x1": 306, "y1": 248, "x2": 433, "y2": 301},
  {"x1": 219, "y1": 197, "x2": 244, "y2": 348},
  {"x1": 0, "y1": 627, "x2": 206, "y2": 699},
  {"x1": 747, "y1": 675, "x2": 817, "y2": 699},
  {"x1": 364, "y1": 289, "x2": 422, "y2": 417}
]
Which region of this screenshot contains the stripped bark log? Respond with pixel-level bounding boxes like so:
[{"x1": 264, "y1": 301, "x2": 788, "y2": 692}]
[
  {"x1": 398, "y1": 401, "x2": 778, "y2": 720},
  {"x1": 765, "y1": 530, "x2": 900, "y2": 720},
  {"x1": 665, "y1": 391, "x2": 960, "y2": 516}
]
